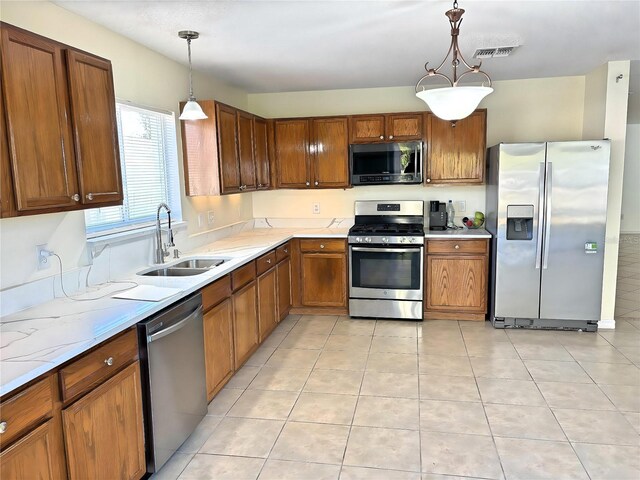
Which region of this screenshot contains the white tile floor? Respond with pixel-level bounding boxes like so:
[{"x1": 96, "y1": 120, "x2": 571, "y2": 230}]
[{"x1": 153, "y1": 237, "x2": 640, "y2": 480}]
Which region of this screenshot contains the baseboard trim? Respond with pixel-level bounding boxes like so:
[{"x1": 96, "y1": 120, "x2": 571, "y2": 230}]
[{"x1": 598, "y1": 319, "x2": 616, "y2": 329}]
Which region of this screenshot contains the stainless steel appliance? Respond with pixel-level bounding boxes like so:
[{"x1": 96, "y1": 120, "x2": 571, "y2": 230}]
[
  {"x1": 486, "y1": 140, "x2": 610, "y2": 331},
  {"x1": 348, "y1": 200, "x2": 424, "y2": 320},
  {"x1": 350, "y1": 142, "x2": 422, "y2": 185},
  {"x1": 428, "y1": 200, "x2": 447, "y2": 231},
  {"x1": 138, "y1": 293, "x2": 207, "y2": 473}
]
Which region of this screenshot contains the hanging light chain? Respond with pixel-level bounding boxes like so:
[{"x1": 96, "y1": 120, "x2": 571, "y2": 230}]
[{"x1": 187, "y1": 37, "x2": 194, "y2": 100}]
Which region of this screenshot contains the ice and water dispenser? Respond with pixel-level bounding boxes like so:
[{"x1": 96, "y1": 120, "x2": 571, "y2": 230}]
[{"x1": 506, "y1": 205, "x2": 534, "y2": 240}]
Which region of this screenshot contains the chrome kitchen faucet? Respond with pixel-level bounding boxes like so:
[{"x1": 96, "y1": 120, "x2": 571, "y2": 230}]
[{"x1": 155, "y1": 203, "x2": 175, "y2": 264}]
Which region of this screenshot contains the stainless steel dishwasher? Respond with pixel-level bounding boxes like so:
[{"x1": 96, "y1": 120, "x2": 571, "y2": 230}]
[{"x1": 138, "y1": 293, "x2": 207, "y2": 474}]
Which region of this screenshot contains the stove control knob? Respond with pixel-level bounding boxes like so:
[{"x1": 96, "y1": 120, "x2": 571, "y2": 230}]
[
  {"x1": 355, "y1": 237, "x2": 362, "y2": 243},
  {"x1": 409, "y1": 237, "x2": 416, "y2": 243},
  {"x1": 382, "y1": 237, "x2": 389, "y2": 244},
  {"x1": 400, "y1": 238, "x2": 406, "y2": 243},
  {"x1": 365, "y1": 237, "x2": 372, "y2": 243}
]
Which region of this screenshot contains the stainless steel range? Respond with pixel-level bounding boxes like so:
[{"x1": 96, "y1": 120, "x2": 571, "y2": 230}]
[{"x1": 348, "y1": 200, "x2": 425, "y2": 320}]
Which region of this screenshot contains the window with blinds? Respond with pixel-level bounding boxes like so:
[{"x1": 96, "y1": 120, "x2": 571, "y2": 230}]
[{"x1": 85, "y1": 103, "x2": 182, "y2": 235}]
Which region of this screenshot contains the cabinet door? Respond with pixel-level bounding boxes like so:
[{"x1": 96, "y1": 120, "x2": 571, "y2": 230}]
[
  {"x1": 233, "y1": 281, "x2": 259, "y2": 368},
  {"x1": 349, "y1": 115, "x2": 385, "y2": 143},
  {"x1": 426, "y1": 255, "x2": 487, "y2": 312},
  {"x1": 312, "y1": 117, "x2": 349, "y2": 188},
  {"x1": 257, "y1": 268, "x2": 278, "y2": 341},
  {"x1": 237, "y1": 110, "x2": 256, "y2": 191},
  {"x1": 386, "y1": 113, "x2": 423, "y2": 141},
  {"x1": 426, "y1": 110, "x2": 486, "y2": 184},
  {"x1": 203, "y1": 299, "x2": 234, "y2": 401},
  {"x1": 1, "y1": 26, "x2": 79, "y2": 211},
  {"x1": 0, "y1": 91, "x2": 15, "y2": 218},
  {"x1": 216, "y1": 103, "x2": 241, "y2": 194},
  {"x1": 0, "y1": 420, "x2": 66, "y2": 480},
  {"x1": 277, "y1": 258, "x2": 292, "y2": 321},
  {"x1": 62, "y1": 362, "x2": 145, "y2": 480},
  {"x1": 301, "y1": 253, "x2": 347, "y2": 307},
  {"x1": 66, "y1": 50, "x2": 122, "y2": 206},
  {"x1": 253, "y1": 116, "x2": 270, "y2": 189},
  {"x1": 180, "y1": 100, "x2": 220, "y2": 196},
  {"x1": 274, "y1": 119, "x2": 310, "y2": 188}
]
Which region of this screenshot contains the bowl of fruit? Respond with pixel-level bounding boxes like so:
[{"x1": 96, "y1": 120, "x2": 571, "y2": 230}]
[{"x1": 463, "y1": 212, "x2": 485, "y2": 229}]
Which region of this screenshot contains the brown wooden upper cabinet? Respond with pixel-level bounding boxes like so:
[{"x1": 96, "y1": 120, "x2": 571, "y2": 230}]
[
  {"x1": 349, "y1": 113, "x2": 423, "y2": 143},
  {"x1": 0, "y1": 23, "x2": 122, "y2": 216},
  {"x1": 181, "y1": 100, "x2": 270, "y2": 195},
  {"x1": 425, "y1": 109, "x2": 487, "y2": 185},
  {"x1": 274, "y1": 117, "x2": 349, "y2": 189}
]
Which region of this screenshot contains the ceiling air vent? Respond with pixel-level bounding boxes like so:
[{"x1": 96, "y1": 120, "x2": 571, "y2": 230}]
[
  {"x1": 473, "y1": 48, "x2": 496, "y2": 59},
  {"x1": 473, "y1": 45, "x2": 519, "y2": 59}
]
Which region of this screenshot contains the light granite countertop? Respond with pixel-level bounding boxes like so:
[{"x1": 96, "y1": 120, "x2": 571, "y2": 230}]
[
  {"x1": 424, "y1": 228, "x2": 491, "y2": 239},
  {"x1": 0, "y1": 225, "x2": 492, "y2": 396}
]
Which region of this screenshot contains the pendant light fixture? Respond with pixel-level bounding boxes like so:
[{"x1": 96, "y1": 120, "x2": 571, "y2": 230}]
[
  {"x1": 179, "y1": 30, "x2": 207, "y2": 121},
  {"x1": 415, "y1": 1, "x2": 493, "y2": 123}
]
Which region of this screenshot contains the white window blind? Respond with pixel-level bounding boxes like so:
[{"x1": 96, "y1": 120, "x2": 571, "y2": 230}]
[{"x1": 85, "y1": 103, "x2": 182, "y2": 235}]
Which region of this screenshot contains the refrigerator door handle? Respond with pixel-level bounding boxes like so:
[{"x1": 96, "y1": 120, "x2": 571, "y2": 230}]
[
  {"x1": 535, "y1": 162, "x2": 545, "y2": 269},
  {"x1": 542, "y1": 162, "x2": 553, "y2": 269}
]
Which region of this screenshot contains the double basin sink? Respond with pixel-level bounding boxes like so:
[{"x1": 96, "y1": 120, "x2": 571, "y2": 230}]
[{"x1": 138, "y1": 258, "x2": 228, "y2": 277}]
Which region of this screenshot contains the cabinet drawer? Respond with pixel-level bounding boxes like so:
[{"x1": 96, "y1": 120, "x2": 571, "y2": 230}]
[
  {"x1": 427, "y1": 239, "x2": 488, "y2": 255},
  {"x1": 0, "y1": 375, "x2": 54, "y2": 448},
  {"x1": 256, "y1": 251, "x2": 277, "y2": 276},
  {"x1": 276, "y1": 242, "x2": 291, "y2": 262},
  {"x1": 59, "y1": 329, "x2": 138, "y2": 403},
  {"x1": 202, "y1": 275, "x2": 231, "y2": 312},
  {"x1": 299, "y1": 239, "x2": 346, "y2": 253},
  {"x1": 232, "y1": 261, "x2": 257, "y2": 291}
]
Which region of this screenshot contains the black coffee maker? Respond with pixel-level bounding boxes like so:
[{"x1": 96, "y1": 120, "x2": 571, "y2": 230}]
[{"x1": 429, "y1": 201, "x2": 447, "y2": 231}]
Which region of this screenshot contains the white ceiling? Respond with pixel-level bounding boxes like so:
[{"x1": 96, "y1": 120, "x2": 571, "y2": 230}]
[{"x1": 55, "y1": 0, "x2": 640, "y2": 93}]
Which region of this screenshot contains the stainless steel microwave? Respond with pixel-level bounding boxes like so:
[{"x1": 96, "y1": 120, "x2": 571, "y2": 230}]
[{"x1": 350, "y1": 142, "x2": 423, "y2": 185}]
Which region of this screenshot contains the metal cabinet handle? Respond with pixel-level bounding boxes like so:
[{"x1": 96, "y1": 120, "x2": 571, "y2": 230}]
[
  {"x1": 86, "y1": 193, "x2": 94, "y2": 201},
  {"x1": 426, "y1": 178, "x2": 431, "y2": 183},
  {"x1": 306, "y1": 181, "x2": 310, "y2": 186},
  {"x1": 283, "y1": 248, "x2": 288, "y2": 253},
  {"x1": 104, "y1": 357, "x2": 114, "y2": 366},
  {"x1": 71, "y1": 194, "x2": 80, "y2": 202},
  {"x1": 389, "y1": 135, "x2": 394, "y2": 140},
  {"x1": 314, "y1": 181, "x2": 319, "y2": 186},
  {"x1": 320, "y1": 244, "x2": 325, "y2": 249},
  {"x1": 379, "y1": 135, "x2": 384, "y2": 140},
  {"x1": 0, "y1": 421, "x2": 7, "y2": 433},
  {"x1": 258, "y1": 183, "x2": 263, "y2": 188},
  {"x1": 266, "y1": 259, "x2": 272, "y2": 264},
  {"x1": 454, "y1": 245, "x2": 460, "y2": 250}
]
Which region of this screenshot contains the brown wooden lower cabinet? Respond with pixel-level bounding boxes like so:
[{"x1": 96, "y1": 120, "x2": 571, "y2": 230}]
[
  {"x1": 257, "y1": 267, "x2": 278, "y2": 342},
  {"x1": 203, "y1": 298, "x2": 235, "y2": 401},
  {"x1": 233, "y1": 281, "x2": 259, "y2": 368},
  {"x1": 425, "y1": 239, "x2": 489, "y2": 321},
  {"x1": 299, "y1": 238, "x2": 347, "y2": 308},
  {"x1": 0, "y1": 420, "x2": 66, "y2": 480},
  {"x1": 62, "y1": 361, "x2": 145, "y2": 480},
  {"x1": 277, "y1": 257, "x2": 292, "y2": 320}
]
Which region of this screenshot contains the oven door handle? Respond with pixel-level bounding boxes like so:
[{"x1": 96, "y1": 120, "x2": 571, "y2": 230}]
[{"x1": 351, "y1": 246, "x2": 422, "y2": 254}]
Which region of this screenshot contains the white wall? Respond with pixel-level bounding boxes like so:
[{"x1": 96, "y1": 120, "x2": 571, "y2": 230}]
[
  {"x1": 622, "y1": 124, "x2": 640, "y2": 234},
  {"x1": 249, "y1": 76, "x2": 586, "y2": 219},
  {"x1": 0, "y1": 2, "x2": 251, "y2": 289},
  {"x1": 582, "y1": 61, "x2": 631, "y2": 324}
]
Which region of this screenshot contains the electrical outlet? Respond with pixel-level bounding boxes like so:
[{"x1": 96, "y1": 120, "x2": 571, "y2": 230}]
[
  {"x1": 312, "y1": 202, "x2": 320, "y2": 215},
  {"x1": 208, "y1": 210, "x2": 215, "y2": 225},
  {"x1": 456, "y1": 201, "x2": 466, "y2": 213},
  {"x1": 36, "y1": 244, "x2": 51, "y2": 270}
]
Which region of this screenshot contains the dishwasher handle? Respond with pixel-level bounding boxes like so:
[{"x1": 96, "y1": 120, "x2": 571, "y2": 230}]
[{"x1": 147, "y1": 306, "x2": 203, "y2": 343}]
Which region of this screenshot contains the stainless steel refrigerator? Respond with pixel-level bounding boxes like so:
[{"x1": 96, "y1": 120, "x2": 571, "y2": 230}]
[{"x1": 486, "y1": 140, "x2": 610, "y2": 331}]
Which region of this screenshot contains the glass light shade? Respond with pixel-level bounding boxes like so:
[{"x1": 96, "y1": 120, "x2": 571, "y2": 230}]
[
  {"x1": 416, "y1": 86, "x2": 493, "y2": 121},
  {"x1": 179, "y1": 99, "x2": 208, "y2": 120}
]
